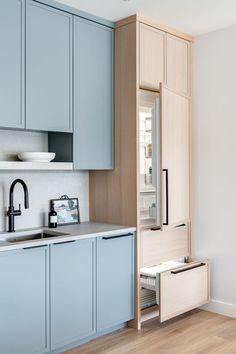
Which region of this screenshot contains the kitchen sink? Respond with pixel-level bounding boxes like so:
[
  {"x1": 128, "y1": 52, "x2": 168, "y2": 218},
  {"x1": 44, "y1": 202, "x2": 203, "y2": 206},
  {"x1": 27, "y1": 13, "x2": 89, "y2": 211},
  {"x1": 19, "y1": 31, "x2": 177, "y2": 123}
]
[{"x1": 0, "y1": 230, "x2": 69, "y2": 243}]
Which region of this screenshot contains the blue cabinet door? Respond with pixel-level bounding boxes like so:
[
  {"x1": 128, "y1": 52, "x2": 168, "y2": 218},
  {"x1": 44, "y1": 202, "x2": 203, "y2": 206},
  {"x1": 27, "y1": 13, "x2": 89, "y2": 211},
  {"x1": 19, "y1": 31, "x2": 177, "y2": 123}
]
[
  {"x1": 0, "y1": 246, "x2": 49, "y2": 354},
  {"x1": 50, "y1": 239, "x2": 95, "y2": 350},
  {"x1": 97, "y1": 233, "x2": 134, "y2": 331},
  {"x1": 26, "y1": 1, "x2": 72, "y2": 132},
  {"x1": 0, "y1": 0, "x2": 25, "y2": 129},
  {"x1": 73, "y1": 17, "x2": 113, "y2": 169}
]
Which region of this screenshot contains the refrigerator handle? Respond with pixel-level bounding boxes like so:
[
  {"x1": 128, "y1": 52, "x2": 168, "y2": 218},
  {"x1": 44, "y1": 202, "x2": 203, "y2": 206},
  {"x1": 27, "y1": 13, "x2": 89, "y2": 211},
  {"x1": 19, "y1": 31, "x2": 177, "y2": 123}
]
[{"x1": 162, "y1": 168, "x2": 169, "y2": 225}]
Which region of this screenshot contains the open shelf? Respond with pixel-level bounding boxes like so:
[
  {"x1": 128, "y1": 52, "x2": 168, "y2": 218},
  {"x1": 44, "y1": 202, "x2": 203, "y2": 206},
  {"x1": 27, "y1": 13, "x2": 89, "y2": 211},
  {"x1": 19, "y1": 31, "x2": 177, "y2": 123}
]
[
  {"x1": 141, "y1": 305, "x2": 159, "y2": 323},
  {"x1": 0, "y1": 161, "x2": 73, "y2": 171},
  {"x1": 0, "y1": 130, "x2": 74, "y2": 171}
]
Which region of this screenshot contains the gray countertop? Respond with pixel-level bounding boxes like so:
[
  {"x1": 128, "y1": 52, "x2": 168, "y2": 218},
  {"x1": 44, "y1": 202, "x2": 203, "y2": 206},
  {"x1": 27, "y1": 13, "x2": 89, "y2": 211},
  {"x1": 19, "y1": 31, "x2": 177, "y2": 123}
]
[{"x1": 0, "y1": 222, "x2": 136, "y2": 252}]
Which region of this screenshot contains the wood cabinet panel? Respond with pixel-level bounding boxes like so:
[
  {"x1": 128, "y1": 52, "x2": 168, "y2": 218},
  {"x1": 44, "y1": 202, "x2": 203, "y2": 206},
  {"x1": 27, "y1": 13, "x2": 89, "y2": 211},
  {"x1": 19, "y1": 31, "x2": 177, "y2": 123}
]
[
  {"x1": 141, "y1": 225, "x2": 190, "y2": 267},
  {"x1": 166, "y1": 34, "x2": 190, "y2": 96},
  {"x1": 139, "y1": 24, "x2": 165, "y2": 90},
  {"x1": 0, "y1": 0, "x2": 25, "y2": 129},
  {"x1": 161, "y1": 86, "x2": 190, "y2": 227},
  {"x1": 160, "y1": 261, "x2": 210, "y2": 322}
]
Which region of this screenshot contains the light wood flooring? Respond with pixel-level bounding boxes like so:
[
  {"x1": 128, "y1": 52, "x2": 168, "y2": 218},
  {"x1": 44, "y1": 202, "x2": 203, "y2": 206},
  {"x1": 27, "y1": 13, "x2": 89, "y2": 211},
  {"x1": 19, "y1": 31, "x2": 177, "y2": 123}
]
[{"x1": 63, "y1": 310, "x2": 236, "y2": 354}]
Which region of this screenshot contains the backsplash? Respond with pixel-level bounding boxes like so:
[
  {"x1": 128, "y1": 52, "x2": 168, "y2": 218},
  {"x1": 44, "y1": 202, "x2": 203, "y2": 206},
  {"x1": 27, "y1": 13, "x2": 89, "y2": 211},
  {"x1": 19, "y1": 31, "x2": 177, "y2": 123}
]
[{"x1": 0, "y1": 171, "x2": 89, "y2": 232}]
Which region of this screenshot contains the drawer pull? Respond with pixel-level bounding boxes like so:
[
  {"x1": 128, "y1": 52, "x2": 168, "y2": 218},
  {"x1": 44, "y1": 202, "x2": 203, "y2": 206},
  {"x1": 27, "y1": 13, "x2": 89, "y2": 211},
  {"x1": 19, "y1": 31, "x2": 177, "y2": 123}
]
[
  {"x1": 150, "y1": 226, "x2": 161, "y2": 231},
  {"x1": 23, "y1": 245, "x2": 48, "y2": 250},
  {"x1": 102, "y1": 233, "x2": 133, "y2": 240},
  {"x1": 175, "y1": 224, "x2": 186, "y2": 228},
  {"x1": 171, "y1": 262, "x2": 206, "y2": 274},
  {"x1": 53, "y1": 240, "x2": 76, "y2": 245}
]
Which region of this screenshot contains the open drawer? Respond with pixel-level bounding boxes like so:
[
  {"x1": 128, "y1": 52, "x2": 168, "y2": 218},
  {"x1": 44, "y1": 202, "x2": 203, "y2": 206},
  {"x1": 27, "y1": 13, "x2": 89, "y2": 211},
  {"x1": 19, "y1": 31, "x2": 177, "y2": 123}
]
[{"x1": 159, "y1": 260, "x2": 210, "y2": 322}]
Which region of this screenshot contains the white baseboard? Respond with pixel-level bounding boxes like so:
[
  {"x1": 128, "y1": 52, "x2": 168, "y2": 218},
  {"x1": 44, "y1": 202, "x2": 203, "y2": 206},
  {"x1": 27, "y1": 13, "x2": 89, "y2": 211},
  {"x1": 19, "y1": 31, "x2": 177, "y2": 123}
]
[{"x1": 201, "y1": 299, "x2": 236, "y2": 318}]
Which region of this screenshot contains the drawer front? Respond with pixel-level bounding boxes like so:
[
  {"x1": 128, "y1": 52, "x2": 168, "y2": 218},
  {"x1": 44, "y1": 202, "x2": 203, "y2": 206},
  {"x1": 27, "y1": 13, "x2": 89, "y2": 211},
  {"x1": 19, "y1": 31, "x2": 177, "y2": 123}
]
[
  {"x1": 159, "y1": 261, "x2": 209, "y2": 322},
  {"x1": 141, "y1": 225, "x2": 190, "y2": 267}
]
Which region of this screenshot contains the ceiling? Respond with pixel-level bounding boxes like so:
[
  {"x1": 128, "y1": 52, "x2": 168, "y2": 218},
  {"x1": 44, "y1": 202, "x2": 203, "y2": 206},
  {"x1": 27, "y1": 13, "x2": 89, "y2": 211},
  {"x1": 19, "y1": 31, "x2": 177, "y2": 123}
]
[{"x1": 55, "y1": 0, "x2": 236, "y2": 36}]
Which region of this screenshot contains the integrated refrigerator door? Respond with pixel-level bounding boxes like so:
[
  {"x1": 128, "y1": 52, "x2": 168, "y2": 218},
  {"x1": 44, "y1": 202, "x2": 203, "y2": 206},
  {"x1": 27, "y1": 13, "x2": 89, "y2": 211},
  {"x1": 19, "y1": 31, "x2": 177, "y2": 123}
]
[
  {"x1": 139, "y1": 90, "x2": 161, "y2": 229},
  {"x1": 160, "y1": 85, "x2": 190, "y2": 227}
]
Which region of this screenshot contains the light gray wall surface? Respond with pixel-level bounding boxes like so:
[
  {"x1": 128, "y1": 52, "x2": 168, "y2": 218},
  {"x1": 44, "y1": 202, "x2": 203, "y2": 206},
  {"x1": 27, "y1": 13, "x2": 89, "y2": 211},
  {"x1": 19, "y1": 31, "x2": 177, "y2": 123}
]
[
  {"x1": 0, "y1": 130, "x2": 89, "y2": 231},
  {"x1": 193, "y1": 25, "x2": 236, "y2": 317}
]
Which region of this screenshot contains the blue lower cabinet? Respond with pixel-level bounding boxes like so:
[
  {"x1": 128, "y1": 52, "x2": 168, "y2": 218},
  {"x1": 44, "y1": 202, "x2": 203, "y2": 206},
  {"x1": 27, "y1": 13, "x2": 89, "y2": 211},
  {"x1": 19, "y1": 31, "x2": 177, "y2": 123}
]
[
  {"x1": 50, "y1": 239, "x2": 96, "y2": 350},
  {"x1": 0, "y1": 234, "x2": 134, "y2": 354},
  {"x1": 0, "y1": 246, "x2": 49, "y2": 354},
  {"x1": 97, "y1": 233, "x2": 134, "y2": 331}
]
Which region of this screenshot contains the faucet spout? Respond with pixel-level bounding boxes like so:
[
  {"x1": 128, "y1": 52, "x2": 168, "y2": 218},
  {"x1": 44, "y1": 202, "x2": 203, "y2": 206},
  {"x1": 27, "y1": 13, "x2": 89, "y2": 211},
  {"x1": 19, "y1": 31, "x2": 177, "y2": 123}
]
[
  {"x1": 8, "y1": 179, "x2": 29, "y2": 232},
  {"x1": 9, "y1": 179, "x2": 29, "y2": 209}
]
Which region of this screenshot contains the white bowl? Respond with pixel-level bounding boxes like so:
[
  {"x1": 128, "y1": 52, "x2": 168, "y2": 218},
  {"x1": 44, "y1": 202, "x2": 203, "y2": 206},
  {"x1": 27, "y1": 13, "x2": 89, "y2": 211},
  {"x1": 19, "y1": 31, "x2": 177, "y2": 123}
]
[{"x1": 18, "y1": 152, "x2": 56, "y2": 163}]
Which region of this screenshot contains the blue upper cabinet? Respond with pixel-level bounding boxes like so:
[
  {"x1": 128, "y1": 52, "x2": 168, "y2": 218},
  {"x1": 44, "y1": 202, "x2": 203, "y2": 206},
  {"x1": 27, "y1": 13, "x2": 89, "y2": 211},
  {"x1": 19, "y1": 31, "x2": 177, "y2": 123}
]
[
  {"x1": 26, "y1": 1, "x2": 72, "y2": 132},
  {"x1": 0, "y1": 246, "x2": 49, "y2": 354},
  {"x1": 0, "y1": 0, "x2": 25, "y2": 129},
  {"x1": 73, "y1": 17, "x2": 114, "y2": 169}
]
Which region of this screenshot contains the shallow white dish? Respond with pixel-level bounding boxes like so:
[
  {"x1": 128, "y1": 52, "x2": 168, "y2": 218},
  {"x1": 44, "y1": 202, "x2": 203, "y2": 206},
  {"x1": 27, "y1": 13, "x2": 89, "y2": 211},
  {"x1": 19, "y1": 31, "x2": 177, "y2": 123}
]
[{"x1": 18, "y1": 152, "x2": 56, "y2": 162}]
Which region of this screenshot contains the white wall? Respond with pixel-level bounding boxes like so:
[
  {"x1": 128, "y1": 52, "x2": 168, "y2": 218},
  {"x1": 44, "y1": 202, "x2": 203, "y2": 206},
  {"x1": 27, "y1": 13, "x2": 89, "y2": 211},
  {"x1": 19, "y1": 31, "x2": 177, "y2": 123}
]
[
  {"x1": 0, "y1": 130, "x2": 89, "y2": 231},
  {"x1": 193, "y1": 25, "x2": 236, "y2": 317}
]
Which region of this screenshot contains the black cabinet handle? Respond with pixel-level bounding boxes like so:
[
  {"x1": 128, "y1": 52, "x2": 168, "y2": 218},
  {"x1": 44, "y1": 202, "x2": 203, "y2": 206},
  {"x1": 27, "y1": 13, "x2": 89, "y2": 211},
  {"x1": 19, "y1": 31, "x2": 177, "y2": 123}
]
[
  {"x1": 23, "y1": 245, "x2": 48, "y2": 250},
  {"x1": 171, "y1": 262, "x2": 206, "y2": 274},
  {"x1": 53, "y1": 240, "x2": 76, "y2": 245},
  {"x1": 175, "y1": 224, "x2": 186, "y2": 228},
  {"x1": 163, "y1": 169, "x2": 169, "y2": 225},
  {"x1": 150, "y1": 226, "x2": 161, "y2": 231},
  {"x1": 102, "y1": 233, "x2": 133, "y2": 240}
]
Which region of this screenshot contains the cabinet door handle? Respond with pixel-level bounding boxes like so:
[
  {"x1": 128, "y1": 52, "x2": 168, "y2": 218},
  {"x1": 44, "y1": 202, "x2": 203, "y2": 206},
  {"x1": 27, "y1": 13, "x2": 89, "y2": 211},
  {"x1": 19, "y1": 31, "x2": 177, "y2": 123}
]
[
  {"x1": 53, "y1": 240, "x2": 76, "y2": 245},
  {"x1": 150, "y1": 226, "x2": 161, "y2": 231},
  {"x1": 175, "y1": 224, "x2": 186, "y2": 228},
  {"x1": 171, "y1": 263, "x2": 206, "y2": 274},
  {"x1": 162, "y1": 169, "x2": 169, "y2": 225},
  {"x1": 102, "y1": 233, "x2": 133, "y2": 240},
  {"x1": 23, "y1": 245, "x2": 48, "y2": 250}
]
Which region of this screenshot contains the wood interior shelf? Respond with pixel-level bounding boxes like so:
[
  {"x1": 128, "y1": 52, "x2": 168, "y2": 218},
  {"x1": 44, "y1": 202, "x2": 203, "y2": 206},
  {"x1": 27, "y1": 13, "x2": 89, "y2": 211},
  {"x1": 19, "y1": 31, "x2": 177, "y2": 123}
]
[
  {"x1": 0, "y1": 161, "x2": 73, "y2": 171},
  {"x1": 141, "y1": 305, "x2": 159, "y2": 323}
]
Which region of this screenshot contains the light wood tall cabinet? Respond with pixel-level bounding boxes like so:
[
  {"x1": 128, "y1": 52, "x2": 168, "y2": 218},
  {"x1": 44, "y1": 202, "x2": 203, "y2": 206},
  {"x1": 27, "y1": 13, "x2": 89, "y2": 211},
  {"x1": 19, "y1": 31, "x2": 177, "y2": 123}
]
[
  {"x1": 90, "y1": 14, "x2": 209, "y2": 329},
  {"x1": 139, "y1": 24, "x2": 165, "y2": 91},
  {"x1": 166, "y1": 34, "x2": 191, "y2": 96},
  {"x1": 139, "y1": 23, "x2": 191, "y2": 96}
]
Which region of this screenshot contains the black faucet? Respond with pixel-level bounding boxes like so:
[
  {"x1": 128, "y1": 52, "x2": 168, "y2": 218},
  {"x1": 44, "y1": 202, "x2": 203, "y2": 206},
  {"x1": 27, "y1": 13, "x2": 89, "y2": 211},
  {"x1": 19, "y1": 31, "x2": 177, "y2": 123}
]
[{"x1": 7, "y1": 179, "x2": 29, "y2": 232}]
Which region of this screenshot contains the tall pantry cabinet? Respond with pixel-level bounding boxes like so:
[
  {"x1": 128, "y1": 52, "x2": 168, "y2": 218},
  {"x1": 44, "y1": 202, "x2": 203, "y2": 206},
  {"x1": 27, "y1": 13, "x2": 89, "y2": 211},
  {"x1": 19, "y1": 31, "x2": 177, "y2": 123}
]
[{"x1": 89, "y1": 15, "x2": 209, "y2": 328}]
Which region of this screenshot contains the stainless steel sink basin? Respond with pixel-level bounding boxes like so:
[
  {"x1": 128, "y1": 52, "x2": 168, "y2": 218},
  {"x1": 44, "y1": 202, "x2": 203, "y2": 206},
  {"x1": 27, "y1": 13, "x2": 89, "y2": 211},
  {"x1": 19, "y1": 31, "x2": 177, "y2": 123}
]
[{"x1": 0, "y1": 230, "x2": 69, "y2": 243}]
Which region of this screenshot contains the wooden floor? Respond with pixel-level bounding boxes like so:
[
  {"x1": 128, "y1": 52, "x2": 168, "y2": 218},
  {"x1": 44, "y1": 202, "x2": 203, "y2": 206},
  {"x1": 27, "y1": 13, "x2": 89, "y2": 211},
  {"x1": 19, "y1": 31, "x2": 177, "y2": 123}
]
[{"x1": 63, "y1": 310, "x2": 236, "y2": 354}]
